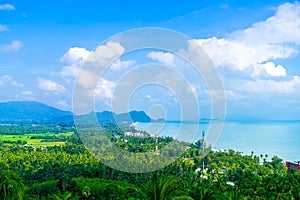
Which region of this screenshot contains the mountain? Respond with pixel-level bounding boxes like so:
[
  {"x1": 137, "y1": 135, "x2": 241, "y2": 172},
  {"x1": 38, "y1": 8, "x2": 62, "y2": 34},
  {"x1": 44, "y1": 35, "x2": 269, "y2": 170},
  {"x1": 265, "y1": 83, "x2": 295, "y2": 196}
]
[
  {"x1": 114, "y1": 110, "x2": 151, "y2": 123},
  {"x1": 96, "y1": 111, "x2": 115, "y2": 122},
  {"x1": 0, "y1": 101, "x2": 71, "y2": 122},
  {"x1": 0, "y1": 101, "x2": 152, "y2": 123},
  {"x1": 95, "y1": 110, "x2": 151, "y2": 123}
]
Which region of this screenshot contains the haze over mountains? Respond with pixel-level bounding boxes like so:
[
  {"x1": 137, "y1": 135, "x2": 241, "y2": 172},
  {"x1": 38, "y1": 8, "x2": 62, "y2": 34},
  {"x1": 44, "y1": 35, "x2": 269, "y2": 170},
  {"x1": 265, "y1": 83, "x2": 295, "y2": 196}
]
[{"x1": 0, "y1": 101, "x2": 151, "y2": 123}]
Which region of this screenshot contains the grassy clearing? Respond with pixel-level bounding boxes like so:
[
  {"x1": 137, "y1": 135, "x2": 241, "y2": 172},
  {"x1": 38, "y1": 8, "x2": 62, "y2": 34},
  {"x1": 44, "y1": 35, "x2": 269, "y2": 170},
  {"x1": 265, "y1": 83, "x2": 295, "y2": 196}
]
[
  {"x1": 0, "y1": 132, "x2": 73, "y2": 146},
  {"x1": 28, "y1": 141, "x2": 65, "y2": 146}
]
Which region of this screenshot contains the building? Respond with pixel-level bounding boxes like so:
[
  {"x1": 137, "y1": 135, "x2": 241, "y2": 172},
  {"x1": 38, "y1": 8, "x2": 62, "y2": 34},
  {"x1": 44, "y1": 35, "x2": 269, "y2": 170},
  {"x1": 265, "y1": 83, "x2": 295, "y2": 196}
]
[
  {"x1": 124, "y1": 131, "x2": 145, "y2": 137},
  {"x1": 286, "y1": 161, "x2": 300, "y2": 171}
]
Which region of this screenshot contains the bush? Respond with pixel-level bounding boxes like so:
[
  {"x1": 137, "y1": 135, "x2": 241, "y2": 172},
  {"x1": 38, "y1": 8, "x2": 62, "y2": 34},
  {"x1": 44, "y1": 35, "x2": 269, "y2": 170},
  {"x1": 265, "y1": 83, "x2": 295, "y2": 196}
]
[{"x1": 26, "y1": 180, "x2": 59, "y2": 197}]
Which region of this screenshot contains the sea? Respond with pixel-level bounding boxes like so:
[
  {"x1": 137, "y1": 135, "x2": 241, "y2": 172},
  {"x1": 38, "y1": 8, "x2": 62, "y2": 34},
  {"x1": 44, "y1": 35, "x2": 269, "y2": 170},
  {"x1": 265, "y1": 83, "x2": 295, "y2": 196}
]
[{"x1": 134, "y1": 121, "x2": 300, "y2": 162}]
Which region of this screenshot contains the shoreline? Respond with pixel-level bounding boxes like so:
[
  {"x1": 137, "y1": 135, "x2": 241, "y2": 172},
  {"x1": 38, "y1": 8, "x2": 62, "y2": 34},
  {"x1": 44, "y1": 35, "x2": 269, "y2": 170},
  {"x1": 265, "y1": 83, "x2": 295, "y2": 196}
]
[{"x1": 134, "y1": 121, "x2": 300, "y2": 163}]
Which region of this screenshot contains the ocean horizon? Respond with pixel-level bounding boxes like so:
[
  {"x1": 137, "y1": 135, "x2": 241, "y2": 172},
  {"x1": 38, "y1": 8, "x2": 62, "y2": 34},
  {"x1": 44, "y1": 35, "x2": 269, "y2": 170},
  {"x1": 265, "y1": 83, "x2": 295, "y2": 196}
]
[{"x1": 135, "y1": 121, "x2": 300, "y2": 162}]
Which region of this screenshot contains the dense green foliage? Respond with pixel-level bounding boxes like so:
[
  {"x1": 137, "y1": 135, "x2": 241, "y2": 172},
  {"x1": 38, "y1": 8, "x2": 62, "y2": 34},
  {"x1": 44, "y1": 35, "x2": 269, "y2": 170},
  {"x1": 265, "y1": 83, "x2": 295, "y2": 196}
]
[
  {"x1": 0, "y1": 123, "x2": 75, "y2": 135},
  {"x1": 0, "y1": 123, "x2": 298, "y2": 199}
]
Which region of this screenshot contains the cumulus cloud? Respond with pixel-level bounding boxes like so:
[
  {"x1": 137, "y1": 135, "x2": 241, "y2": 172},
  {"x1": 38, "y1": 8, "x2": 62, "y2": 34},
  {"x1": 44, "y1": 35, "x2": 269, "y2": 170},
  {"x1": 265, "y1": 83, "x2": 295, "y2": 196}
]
[
  {"x1": 194, "y1": 2, "x2": 300, "y2": 78},
  {"x1": 60, "y1": 47, "x2": 91, "y2": 77},
  {"x1": 0, "y1": 24, "x2": 8, "y2": 31},
  {"x1": 59, "y1": 42, "x2": 132, "y2": 79},
  {"x1": 94, "y1": 78, "x2": 115, "y2": 99},
  {"x1": 189, "y1": 2, "x2": 300, "y2": 97},
  {"x1": 252, "y1": 62, "x2": 286, "y2": 77},
  {"x1": 61, "y1": 47, "x2": 90, "y2": 65},
  {"x1": 1, "y1": 40, "x2": 23, "y2": 52},
  {"x1": 72, "y1": 41, "x2": 126, "y2": 109},
  {"x1": 236, "y1": 2, "x2": 300, "y2": 44},
  {"x1": 76, "y1": 69, "x2": 98, "y2": 89},
  {"x1": 0, "y1": 75, "x2": 23, "y2": 88},
  {"x1": 195, "y1": 37, "x2": 295, "y2": 72},
  {"x1": 60, "y1": 65, "x2": 80, "y2": 78},
  {"x1": 0, "y1": 4, "x2": 15, "y2": 11},
  {"x1": 86, "y1": 41, "x2": 125, "y2": 64},
  {"x1": 38, "y1": 78, "x2": 65, "y2": 94},
  {"x1": 147, "y1": 51, "x2": 175, "y2": 66},
  {"x1": 264, "y1": 63, "x2": 286, "y2": 77},
  {"x1": 110, "y1": 59, "x2": 134, "y2": 70}
]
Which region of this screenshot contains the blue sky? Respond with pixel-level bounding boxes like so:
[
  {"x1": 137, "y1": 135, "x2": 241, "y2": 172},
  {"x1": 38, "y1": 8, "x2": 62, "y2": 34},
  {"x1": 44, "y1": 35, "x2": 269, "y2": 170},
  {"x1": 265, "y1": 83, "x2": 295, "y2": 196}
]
[{"x1": 1, "y1": 0, "x2": 300, "y2": 120}]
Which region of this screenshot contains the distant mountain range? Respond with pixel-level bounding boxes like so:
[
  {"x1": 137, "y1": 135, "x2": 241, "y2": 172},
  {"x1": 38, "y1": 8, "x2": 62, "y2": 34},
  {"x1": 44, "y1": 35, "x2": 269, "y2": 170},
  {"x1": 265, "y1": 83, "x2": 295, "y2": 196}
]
[{"x1": 0, "y1": 101, "x2": 152, "y2": 123}]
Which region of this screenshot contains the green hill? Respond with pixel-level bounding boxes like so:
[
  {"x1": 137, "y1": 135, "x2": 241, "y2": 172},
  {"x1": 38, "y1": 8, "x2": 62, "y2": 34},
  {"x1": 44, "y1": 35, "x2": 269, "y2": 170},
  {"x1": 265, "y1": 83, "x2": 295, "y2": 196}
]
[
  {"x1": 0, "y1": 101, "x2": 152, "y2": 123},
  {"x1": 0, "y1": 101, "x2": 71, "y2": 122}
]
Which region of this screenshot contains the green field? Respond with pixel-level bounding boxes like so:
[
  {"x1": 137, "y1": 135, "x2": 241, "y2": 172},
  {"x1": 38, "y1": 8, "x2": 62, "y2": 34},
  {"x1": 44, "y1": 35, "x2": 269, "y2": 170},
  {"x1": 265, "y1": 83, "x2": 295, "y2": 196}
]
[{"x1": 0, "y1": 132, "x2": 73, "y2": 146}]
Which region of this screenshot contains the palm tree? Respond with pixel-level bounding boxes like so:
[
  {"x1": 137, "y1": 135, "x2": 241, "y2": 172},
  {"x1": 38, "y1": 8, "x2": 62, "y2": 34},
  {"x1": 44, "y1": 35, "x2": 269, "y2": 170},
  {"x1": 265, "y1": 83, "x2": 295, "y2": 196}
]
[
  {"x1": 146, "y1": 172, "x2": 193, "y2": 200},
  {"x1": 50, "y1": 192, "x2": 73, "y2": 200},
  {"x1": 0, "y1": 169, "x2": 25, "y2": 200},
  {"x1": 189, "y1": 181, "x2": 222, "y2": 200}
]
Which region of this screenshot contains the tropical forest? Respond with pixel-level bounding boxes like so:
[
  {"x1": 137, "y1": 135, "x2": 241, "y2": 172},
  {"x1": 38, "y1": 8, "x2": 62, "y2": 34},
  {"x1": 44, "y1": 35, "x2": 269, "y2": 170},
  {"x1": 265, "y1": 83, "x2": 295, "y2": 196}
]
[{"x1": 0, "y1": 119, "x2": 299, "y2": 200}]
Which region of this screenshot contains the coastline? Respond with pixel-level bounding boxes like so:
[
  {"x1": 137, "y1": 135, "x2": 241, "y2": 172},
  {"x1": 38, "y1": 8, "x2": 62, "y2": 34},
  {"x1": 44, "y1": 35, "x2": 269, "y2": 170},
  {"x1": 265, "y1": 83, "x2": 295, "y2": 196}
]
[{"x1": 134, "y1": 121, "x2": 300, "y2": 162}]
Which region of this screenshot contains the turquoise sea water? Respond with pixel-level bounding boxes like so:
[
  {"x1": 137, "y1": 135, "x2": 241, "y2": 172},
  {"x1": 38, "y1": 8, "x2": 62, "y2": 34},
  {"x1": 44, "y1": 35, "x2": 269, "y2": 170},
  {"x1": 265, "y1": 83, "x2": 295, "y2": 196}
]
[{"x1": 135, "y1": 121, "x2": 300, "y2": 162}]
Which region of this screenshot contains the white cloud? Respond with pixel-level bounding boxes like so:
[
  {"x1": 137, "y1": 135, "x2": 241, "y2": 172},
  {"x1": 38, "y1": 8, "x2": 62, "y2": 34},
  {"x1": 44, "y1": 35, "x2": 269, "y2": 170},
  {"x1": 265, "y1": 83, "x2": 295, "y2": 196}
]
[
  {"x1": 252, "y1": 62, "x2": 286, "y2": 77},
  {"x1": 0, "y1": 4, "x2": 15, "y2": 11},
  {"x1": 11, "y1": 81, "x2": 23, "y2": 88},
  {"x1": 194, "y1": 2, "x2": 300, "y2": 78},
  {"x1": 226, "y1": 90, "x2": 245, "y2": 100},
  {"x1": 110, "y1": 59, "x2": 134, "y2": 70},
  {"x1": 145, "y1": 94, "x2": 155, "y2": 102},
  {"x1": 147, "y1": 51, "x2": 175, "y2": 66},
  {"x1": 60, "y1": 47, "x2": 90, "y2": 65},
  {"x1": 0, "y1": 24, "x2": 8, "y2": 31},
  {"x1": 14, "y1": 90, "x2": 36, "y2": 101},
  {"x1": 195, "y1": 37, "x2": 295, "y2": 72},
  {"x1": 94, "y1": 78, "x2": 115, "y2": 98},
  {"x1": 86, "y1": 41, "x2": 125, "y2": 64},
  {"x1": 1, "y1": 40, "x2": 23, "y2": 52},
  {"x1": 229, "y1": 76, "x2": 300, "y2": 94},
  {"x1": 236, "y1": 2, "x2": 300, "y2": 44},
  {"x1": 264, "y1": 63, "x2": 286, "y2": 77},
  {"x1": 0, "y1": 75, "x2": 23, "y2": 88},
  {"x1": 67, "y1": 41, "x2": 125, "y2": 107},
  {"x1": 60, "y1": 47, "x2": 91, "y2": 77},
  {"x1": 38, "y1": 78, "x2": 65, "y2": 94},
  {"x1": 76, "y1": 69, "x2": 98, "y2": 89},
  {"x1": 56, "y1": 100, "x2": 69, "y2": 109},
  {"x1": 59, "y1": 42, "x2": 129, "y2": 80},
  {"x1": 187, "y1": 2, "x2": 300, "y2": 99},
  {"x1": 60, "y1": 65, "x2": 80, "y2": 77},
  {"x1": 21, "y1": 90, "x2": 34, "y2": 96}
]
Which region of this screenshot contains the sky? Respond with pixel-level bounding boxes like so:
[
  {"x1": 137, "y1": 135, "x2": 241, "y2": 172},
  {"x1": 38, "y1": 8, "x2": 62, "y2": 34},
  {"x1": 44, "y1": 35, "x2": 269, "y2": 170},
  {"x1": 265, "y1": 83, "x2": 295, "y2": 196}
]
[{"x1": 0, "y1": 0, "x2": 300, "y2": 120}]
